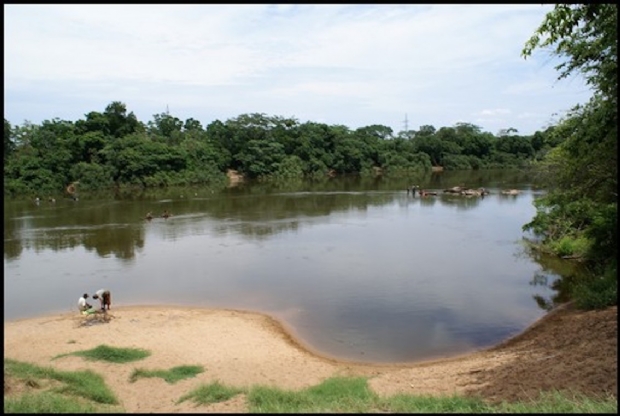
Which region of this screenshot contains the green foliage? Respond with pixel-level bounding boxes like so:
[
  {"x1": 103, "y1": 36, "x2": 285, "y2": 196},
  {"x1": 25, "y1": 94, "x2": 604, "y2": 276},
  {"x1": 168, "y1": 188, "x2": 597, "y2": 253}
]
[
  {"x1": 69, "y1": 162, "x2": 114, "y2": 191},
  {"x1": 585, "y1": 203, "x2": 617, "y2": 264},
  {"x1": 53, "y1": 344, "x2": 151, "y2": 363},
  {"x1": 572, "y1": 267, "x2": 618, "y2": 310},
  {"x1": 104, "y1": 101, "x2": 142, "y2": 138},
  {"x1": 548, "y1": 236, "x2": 592, "y2": 258},
  {"x1": 101, "y1": 132, "x2": 186, "y2": 185},
  {"x1": 4, "y1": 118, "x2": 15, "y2": 162},
  {"x1": 523, "y1": 4, "x2": 617, "y2": 105},
  {"x1": 237, "y1": 139, "x2": 286, "y2": 178},
  {"x1": 129, "y1": 365, "x2": 204, "y2": 384},
  {"x1": 442, "y1": 154, "x2": 473, "y2": 170},
  {"x1": 4, "y1": 101, "x2": 552, "y2": 196},
  {"x1": 273, "y1": 155, "x2": 305, "y2": 178},
  {"x1": 520, "y1": 3, "x2": 617, "y2": 311}
]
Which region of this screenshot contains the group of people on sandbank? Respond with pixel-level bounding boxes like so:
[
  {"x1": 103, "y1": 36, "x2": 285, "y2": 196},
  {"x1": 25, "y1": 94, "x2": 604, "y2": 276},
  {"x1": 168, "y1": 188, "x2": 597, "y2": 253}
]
[{"x1": 78, "y1": 289, "x2": 111, "y2": 315}]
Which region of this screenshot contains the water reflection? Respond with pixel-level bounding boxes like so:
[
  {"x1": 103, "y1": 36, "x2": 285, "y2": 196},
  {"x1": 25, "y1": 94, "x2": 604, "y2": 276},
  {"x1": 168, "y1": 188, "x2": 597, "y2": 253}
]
[
  {"x1": 4, "y1": 182, "x2": 533, "y2": 261},
  {"x1": 523, "y1": 245, "x2": 592, "y2": 311},
  {"x1": 3, "y1": 170, "x2": 583, "y2": 363}
]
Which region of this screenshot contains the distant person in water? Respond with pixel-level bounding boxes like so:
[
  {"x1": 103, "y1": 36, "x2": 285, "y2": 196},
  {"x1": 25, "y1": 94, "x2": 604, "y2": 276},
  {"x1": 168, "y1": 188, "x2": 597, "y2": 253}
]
[
  {"x1": 78, "y1": 293, "x2": 92, "y2": 313},
  {"x1": 92, "y1": 289, "x2": 111, "y2": 312},
  {"x1": 145, "y1": 212, "x2": 153, "y2": 221},
  {"x1": 162, "y1": 210, "x2": 171, "y2": 219}
]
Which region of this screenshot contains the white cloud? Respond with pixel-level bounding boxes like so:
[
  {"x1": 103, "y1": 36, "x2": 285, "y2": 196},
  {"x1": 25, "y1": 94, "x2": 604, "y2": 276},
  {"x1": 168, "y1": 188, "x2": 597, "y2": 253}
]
[
  {"x1": 4, "y1": 4, "x2": 593, "y2": 134},
  {"x1": 479, "y1": 109, "x2": 512, "y2": 116}
]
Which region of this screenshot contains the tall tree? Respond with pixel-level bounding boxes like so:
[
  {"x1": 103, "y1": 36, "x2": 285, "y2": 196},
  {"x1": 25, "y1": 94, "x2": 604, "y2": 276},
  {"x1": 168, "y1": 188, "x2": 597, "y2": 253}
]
[{"x1": 522, "y1": 4, "x2": 617, "y2": 308}]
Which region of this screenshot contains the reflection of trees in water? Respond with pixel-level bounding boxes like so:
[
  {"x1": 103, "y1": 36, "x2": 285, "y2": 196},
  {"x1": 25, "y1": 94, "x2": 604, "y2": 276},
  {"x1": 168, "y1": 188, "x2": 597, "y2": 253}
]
[
  {"x1": 436, "y1": 194, "x2": 482, "y2": 210},
  {"x1": 531, "y1": 272, "x2": 580, "y2": 311},
  {"x1": 3, "y1": 200, "x2": 146, "y2": 261},
  {"x1": 82, "y1": 227, "x2": 144, "y2": 261},
  {"x1": 4, "y1": 216, "x2": 23, "y2": 260},
  {"x1": 7, "y1": 226, "x2": 145, "y2": 262},
  {"x1": 4, "y1": 169, "x2": 538, "y2": 260},
  {"x1": 524, "y1": 245, "x2": 592, "y2": 311},
  {"x1": 3, "y1": 239, "x2": 23, "y2": 260}
]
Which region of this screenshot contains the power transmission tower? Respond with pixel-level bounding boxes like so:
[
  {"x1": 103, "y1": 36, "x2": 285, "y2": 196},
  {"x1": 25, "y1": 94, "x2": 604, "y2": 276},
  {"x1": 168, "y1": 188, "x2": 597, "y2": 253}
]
[{"x1": 403, "y1": 114, "x2": 409, "y2": 132}]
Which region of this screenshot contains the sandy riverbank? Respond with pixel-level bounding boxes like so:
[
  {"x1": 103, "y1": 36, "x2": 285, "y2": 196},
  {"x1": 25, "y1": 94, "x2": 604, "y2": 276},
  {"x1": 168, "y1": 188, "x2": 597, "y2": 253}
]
[{"x1": 4, "y1": 303, "x2": 617, "y2": 413}]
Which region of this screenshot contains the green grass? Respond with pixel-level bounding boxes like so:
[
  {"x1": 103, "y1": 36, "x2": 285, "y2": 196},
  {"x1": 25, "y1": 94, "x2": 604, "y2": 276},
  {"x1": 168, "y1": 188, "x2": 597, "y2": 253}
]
[
  {"x1": 248, "y1": 376, "x2": 379, "y2": 413},
  {"x1": 5, "y1": 358, "x2": 616, "y2": 414},
  {"x1": 52, "y1": 344, "x2": 151, "y2": 363},
  {"x1": 177, "y1": 380, "x2": 245, "y2": 406},
  {"x1": 129, "y1": 365, "x2": 205, "y2": 384},
  {"x1": 178, "y1": 376, "x2": 616, "y2": 413},
  {"x1": 3, "y1": 391, "x2": 120, "y2": 413},
  {"x1": 4, "y1": 358, "x2": 119, "y2": 408},
  {"x1": 380, "y1": 393, "x2": 491, "y2": 413}
]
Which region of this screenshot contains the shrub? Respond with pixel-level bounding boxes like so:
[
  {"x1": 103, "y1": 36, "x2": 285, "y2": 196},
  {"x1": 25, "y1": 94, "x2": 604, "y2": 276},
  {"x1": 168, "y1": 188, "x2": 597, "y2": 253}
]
[{"x1": 572, "y1": 267, "x2": 618, "y2": 310}]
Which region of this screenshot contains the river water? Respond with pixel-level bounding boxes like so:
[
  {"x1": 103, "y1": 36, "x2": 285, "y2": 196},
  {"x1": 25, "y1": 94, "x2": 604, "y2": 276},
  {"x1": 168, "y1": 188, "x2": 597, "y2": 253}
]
[{"x1": 4, "y1": 169, "x2": 569, "y2": 363}]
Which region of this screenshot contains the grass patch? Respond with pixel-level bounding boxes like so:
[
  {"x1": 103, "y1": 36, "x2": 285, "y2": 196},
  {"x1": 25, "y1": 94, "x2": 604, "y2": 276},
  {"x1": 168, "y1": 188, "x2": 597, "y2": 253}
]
[
  {"x1": 3, "y1": 390, "x2": 120, "y2": 413},
  {"x1": 247, "y1": 376, "x2": 380, "y2": 413},
  {"x1": 385, "y1": 393, "x2": 492, "y2": 413},
  {"x1": 245, "y1": 376, "x2": 618, "y2": 413},
  {"x1": 129, "y1": 365, "x2": 205, "y2": 384},
  {"x1": 53, "y1": 344, "x2": 151, "y2": 363},
  {"x1": 4, "y1": 358, "x2": 119, "y2": 406},
  {"x1": 177, "y1": 380, "x2": 245, "y2": 406},
  {"x1": 5, "y1": 360, "x2": 616, "y2": 413}
]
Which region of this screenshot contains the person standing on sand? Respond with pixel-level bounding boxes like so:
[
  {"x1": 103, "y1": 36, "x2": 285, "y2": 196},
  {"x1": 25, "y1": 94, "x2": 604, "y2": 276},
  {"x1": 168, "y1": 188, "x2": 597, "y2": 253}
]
[
  {"x1": 92, "y1": 289, "x2": 112, "y2": 312},
  {"x1": 78, "y1": 293, "x2": 92, "y2": 313}
]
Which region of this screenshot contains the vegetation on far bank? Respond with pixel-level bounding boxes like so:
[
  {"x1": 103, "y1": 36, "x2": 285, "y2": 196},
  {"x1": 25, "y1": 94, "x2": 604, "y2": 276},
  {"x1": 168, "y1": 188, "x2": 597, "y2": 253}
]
[{"x1": 4, "y1": 101, "x2": 551, "y2": 199}]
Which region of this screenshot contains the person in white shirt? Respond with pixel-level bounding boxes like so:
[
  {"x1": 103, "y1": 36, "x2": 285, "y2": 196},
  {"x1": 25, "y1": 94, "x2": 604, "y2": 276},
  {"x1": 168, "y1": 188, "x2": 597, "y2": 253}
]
[
  {"x1": 92, "y1": 289, "x2": 111, "y2": 312},
  {"x1": 78, "y1": 293, "x2": 92, "y2": 313}
]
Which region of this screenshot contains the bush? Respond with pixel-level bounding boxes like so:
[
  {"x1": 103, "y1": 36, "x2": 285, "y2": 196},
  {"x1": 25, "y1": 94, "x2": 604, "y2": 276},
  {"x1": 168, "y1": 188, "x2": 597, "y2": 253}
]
[
  {"x1": 572, "y1": 267, "x2": 618, "y2": 310},
  {"x1": 549, "y1": 235, "x2": 592, "y2": 258}
]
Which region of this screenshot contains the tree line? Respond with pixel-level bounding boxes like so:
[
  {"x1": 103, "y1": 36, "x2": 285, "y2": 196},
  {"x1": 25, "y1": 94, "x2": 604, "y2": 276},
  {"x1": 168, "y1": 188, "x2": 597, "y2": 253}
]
[{"x1": 4, "y1": 104, "x2": 555, "y2": 196}]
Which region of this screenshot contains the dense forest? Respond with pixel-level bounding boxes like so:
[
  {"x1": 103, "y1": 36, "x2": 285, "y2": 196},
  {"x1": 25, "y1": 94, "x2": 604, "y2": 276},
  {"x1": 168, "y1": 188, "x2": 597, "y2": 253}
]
[
  {"x1": 4, "y1": 105, "x2": 552, "y2": 197},
  {"x1": 3, "y1": 4, "x2": 616, "y2": 310}
]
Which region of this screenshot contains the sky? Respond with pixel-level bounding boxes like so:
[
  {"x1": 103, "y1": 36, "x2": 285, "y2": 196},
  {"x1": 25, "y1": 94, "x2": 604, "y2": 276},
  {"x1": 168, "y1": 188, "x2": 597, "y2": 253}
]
[{"x1": 4, "y1": 4, "x2": 594, "y2": 136}]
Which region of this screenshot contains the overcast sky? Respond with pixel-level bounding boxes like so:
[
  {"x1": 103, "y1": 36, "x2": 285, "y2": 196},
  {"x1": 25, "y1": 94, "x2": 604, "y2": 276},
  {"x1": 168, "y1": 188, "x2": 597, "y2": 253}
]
[{"x1": 4, "y1": 4, "x2": 593, "y2": 136}]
